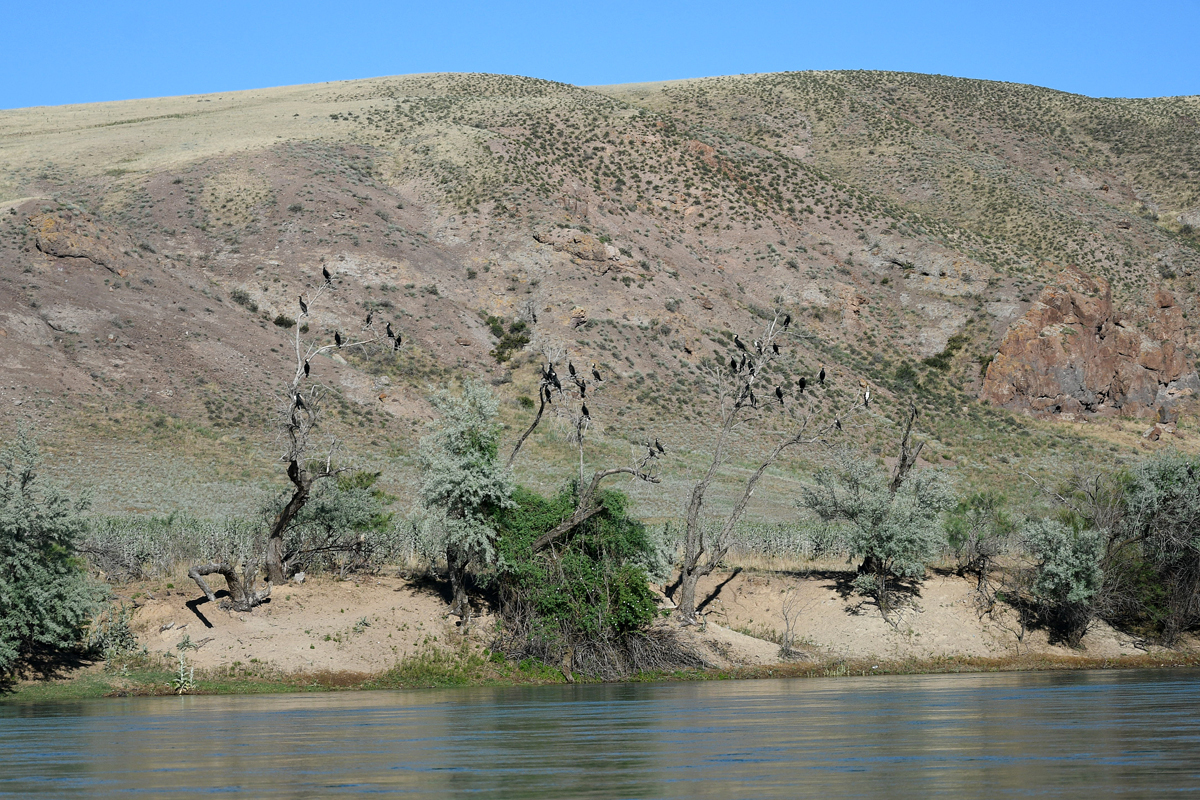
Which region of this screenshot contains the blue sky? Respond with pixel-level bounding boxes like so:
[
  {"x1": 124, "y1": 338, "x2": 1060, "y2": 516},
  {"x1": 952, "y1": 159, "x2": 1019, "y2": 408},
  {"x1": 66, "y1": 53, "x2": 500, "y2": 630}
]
[{"x1": 3, "y1": 0, "x2": 1198, "y2": 109}]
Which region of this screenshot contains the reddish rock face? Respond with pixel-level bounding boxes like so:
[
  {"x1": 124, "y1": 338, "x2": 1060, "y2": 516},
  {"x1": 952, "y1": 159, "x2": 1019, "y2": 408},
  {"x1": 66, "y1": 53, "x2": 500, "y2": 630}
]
[{"x1": 981, "y1": 268, "x2": 1198, "y2": 417}]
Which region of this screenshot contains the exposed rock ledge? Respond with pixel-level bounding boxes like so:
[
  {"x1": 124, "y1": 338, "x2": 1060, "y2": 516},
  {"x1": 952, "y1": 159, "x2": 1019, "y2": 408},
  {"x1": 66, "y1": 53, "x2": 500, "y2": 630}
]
[{"x1": 981, "y1": 268, "x2": 1198, "y2": 418}]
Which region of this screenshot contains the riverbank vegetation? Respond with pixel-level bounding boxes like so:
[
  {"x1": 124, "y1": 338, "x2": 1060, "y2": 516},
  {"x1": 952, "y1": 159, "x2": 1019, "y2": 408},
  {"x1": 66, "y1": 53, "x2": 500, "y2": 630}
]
[{"x1": 4, "y1": 363, "x2": 1200, "y2": 697}]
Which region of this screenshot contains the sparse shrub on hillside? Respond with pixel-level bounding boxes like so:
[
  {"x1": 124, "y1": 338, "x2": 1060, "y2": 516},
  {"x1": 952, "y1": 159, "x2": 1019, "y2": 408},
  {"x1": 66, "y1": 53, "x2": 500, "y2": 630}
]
[
  {"x1": 485, "y1": 316, "x2": 530, "y2": 363},
  {"x1": 229, "y1": 287, "x2": 258, "y2": 312}
]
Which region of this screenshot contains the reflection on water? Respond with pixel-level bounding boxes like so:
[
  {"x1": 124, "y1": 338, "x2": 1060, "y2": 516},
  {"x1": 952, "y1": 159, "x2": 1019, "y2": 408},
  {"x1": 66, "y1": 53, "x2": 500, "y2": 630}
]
[{"x1": 3, "y1": 670, "x2": 1200, "y2": 798}]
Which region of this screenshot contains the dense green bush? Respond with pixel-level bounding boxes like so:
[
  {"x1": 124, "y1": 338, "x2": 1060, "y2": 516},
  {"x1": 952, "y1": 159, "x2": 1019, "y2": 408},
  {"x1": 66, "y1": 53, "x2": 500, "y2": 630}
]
[
  {"x1": 0, "y1": 434, "x2": 105, "y2": 674},
  {"x1": 491, "y1": 484, "x2": 667, "y2": 675}
]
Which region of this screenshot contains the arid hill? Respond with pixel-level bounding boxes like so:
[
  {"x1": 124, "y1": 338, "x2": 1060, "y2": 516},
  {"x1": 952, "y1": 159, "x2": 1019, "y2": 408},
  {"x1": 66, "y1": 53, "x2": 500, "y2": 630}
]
[{"x1": 1, "y1": 71, "x2": 1198, "y2": 515}]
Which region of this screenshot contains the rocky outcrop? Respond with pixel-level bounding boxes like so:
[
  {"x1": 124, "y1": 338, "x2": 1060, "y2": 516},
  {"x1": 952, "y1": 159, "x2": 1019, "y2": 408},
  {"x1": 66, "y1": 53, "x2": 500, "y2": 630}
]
[
  {"x1": 981, "y1": 268, "x2": 1198, "y2": 418},
  {"x1": 28, "y1": 212, "x2": 132, "y2": 275},
  {"x1": 534, "y1": 230, "x2": 620, "y2": 266}
]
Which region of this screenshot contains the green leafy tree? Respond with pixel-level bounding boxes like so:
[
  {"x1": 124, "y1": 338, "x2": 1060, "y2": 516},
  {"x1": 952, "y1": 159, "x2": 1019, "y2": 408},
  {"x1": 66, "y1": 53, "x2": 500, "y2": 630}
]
[
  {"x1": 0, "y1": 432, "x2": 105, "y2": 674},
  {"x1": 1121, "y1": 449, "x2": 1200, "y2": 643},
  {"x1": 417, "y1": 380, "x2": 514, "y2": 616},
  {"x1": 1019, "y1": 519, "x2": 1104, "y2": 646},
  {"x1": 799, "y1": 450, "x2": 954, "y2": 614}
]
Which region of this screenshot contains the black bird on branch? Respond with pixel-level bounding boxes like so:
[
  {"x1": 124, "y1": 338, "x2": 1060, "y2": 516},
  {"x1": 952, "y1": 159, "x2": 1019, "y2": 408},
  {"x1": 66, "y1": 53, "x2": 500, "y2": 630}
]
[
  {"x1": 386, "y1": 321, "x2": 395, "y2": 340},
  {"x1": 293, "y1": 393, "x2": 307, "y2": 411},
  {"x1": 734, "y1": 334, "x2": 748, "y2": 353},
  {"x1": 303, "y1": 360, "x2": 310, "y2": 378},
  {"x1": 835, "y1": 418, "x2": 842, "y2": 431},
  {"x1": 797, "y1": 375, "x2": 806, "y2": 393},
  {"x1": 754, "y1": 340, "x2": 763, "y2": 356},
  {"x1": 575, "y1": 378, "x2": 587, "y2": 399},
  {"x1": 543, "y1": 385, "x2": 553, "y2": 404},
  {"x1": 771, "y1": 342, "x2": 780, "y2": 355},
  {"x1": 365, "y1": 309, "x2": 373, "y2": 327},
  {"x1": 818, "y1": 366, "x2": 826, "y2": 386},
  {"x1": 782, "y1": 313, "x2": 791, "y2": 330},
  {"x1": 393, "y1": 335, "x2": 402, "y2": 352},
  {"x1": 655, "y1": 438, "x2": 665, "y2": 454},
  {"x1": 775, "y1": 386, "x2": 784, "y2": 404},
  {"x1": 298, "y1": 296, "x2": 309, "y2": 316},
  {"x1": 580, "y1": 403, "x2": 590, "y2": 419},
  {"x1": 568, "y1": 361, "x2": 576, "y2": 378},
  {"x1": 322, "y1": 265, "x2": 333, "y2": 287},
  {"x1": 334, "y1": 331, "x2": 343, "y2": 348},
  {"x1": 591, "y1": 363, "x2": 603, "y2": 382},
  {"x1": 729, "y1": 356, "x2": 739, "y2": 373}
]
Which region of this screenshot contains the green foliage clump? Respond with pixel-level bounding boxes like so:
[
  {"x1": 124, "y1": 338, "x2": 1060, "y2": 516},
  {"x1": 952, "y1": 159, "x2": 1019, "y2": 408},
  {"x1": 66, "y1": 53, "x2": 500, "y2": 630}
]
[
  {"x1": 494, "y1": 485, "x2": 661, "y2": 646},
  {"x1": 0, "y1": 433, "x2": 105, "y2": 674},
  {"x1": 484, "y1": 315, "x2": 530, "y2": 363},
  {"x1": 286, "y1": 470, "x2": 396, "y2": 575}
]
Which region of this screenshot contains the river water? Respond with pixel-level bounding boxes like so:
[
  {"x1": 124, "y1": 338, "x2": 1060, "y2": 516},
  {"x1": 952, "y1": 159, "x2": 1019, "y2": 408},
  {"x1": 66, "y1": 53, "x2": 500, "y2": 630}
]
[{"x1": 2, "y1": 669, "x2": 1199, "y2": 798}]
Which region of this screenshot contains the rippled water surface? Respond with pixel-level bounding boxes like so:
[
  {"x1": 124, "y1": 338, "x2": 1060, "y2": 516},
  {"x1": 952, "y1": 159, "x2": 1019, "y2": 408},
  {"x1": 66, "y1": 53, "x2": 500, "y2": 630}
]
[{"x1": 3, "y1": 669, "x2": 1199, "y2": 798}]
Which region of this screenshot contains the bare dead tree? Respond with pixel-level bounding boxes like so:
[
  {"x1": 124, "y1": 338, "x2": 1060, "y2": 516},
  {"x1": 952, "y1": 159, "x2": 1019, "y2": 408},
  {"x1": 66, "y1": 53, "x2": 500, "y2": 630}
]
[
  {"x1": 263, "y1": 281, "x2": 387, "y2": 583},
  {"x1": 675, "y1": 313, "x2": 862, "y2": 623}
]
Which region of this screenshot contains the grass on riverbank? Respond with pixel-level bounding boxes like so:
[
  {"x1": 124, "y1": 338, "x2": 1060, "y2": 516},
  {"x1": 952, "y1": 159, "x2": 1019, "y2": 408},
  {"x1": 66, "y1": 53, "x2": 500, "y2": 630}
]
[{"x1": 5, "y1": 645, "x2": 1199, "y2": 704}]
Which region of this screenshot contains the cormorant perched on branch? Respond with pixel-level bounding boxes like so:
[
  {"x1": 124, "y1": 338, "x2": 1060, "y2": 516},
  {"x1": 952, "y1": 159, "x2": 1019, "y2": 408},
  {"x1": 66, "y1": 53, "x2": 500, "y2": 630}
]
[
  {"x1": 568, "y1": 361, "x2": 576, "y2": 377},
  {"x1": 775, "y1": 386, "x2": 784, "y2": 404},
  {"x1": 798, "y1": 375, "x2": 806, "y2": 393},
  {"x1": 834, "y1": 418, "x2": 842, "y2": 431},
  {"x1": 298, "y1": 296, "x2": 309, "y2": 316},
  {"x1": 771, "y1": 342, "x2": 780, "y2": 355},
  {"x1": 739, "y1": 354, "x2": 748, "y2": 372},
  {"x1": 580, "y1": 403, "x2": 590, "y2": 419},
  {"x1": 591, "y1": 363, "x2": 603, "y2": 382},
  {"x1": 575, "y1": 378, "x2": 587, "y2": 399},
  {"x1": 322, "y1": 265, "x2": 333, "y2": 286},
  {"x1": 729, "y1": 356, "x2": 739, "y2": 373},
  {"x1": 386, "y1": 321, "x2": 394, "y2": 340},
  {"x1": 287, "y1": 459, "x2": 300, "y2": 483},
  {"x1": 655, "y1": 438, "x2": 665, "y2": 454},
  {"x1": 754, "y1": 340, "x2": 763, "y2": 356},
  {"x1": 749, "y1": 389, "x2": 758, "y2": 408},
  {"x1": 334, "y1": 331, "x2": 343, "y2": 348},
  {"x1": 393, "y1": 335, "x2": 402, "y2": 352},
  {"x1": 543, "y1": 385, "x2": 553, "y2": 404},
  {"x1": 782, "y1": 313, "x2": 792, "y2": 330},
  {"x1": 734, "y1": 334, "x2": 747, "y2": 353},
  {"x1": 303, "y1": 360, "x2": 310, "y2": 378},
  {"x1": 365, "y1": 309, "x2": 373, "y2": 327},
  {"x1": 818, "y1": 366, "x2": 826, "y2": 385},
  {"x1": 294, "y1": 393, "x2": 306, "y2": 411},
  {"x1": 550, "y1": 371, "x2": 562, "y2": 391}
]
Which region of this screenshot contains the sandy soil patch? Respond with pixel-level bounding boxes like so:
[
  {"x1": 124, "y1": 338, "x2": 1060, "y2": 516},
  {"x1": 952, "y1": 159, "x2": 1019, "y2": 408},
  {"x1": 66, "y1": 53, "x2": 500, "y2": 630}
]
[{"x1": 122, "y1": 567, "x2": 1178, "y2": 678}]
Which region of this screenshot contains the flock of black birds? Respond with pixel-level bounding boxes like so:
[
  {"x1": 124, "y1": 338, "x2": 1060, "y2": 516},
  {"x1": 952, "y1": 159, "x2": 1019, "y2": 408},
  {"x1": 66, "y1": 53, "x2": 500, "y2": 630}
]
[{"x1": 289, "y1": 266, "x2": 406, "y2": 421}]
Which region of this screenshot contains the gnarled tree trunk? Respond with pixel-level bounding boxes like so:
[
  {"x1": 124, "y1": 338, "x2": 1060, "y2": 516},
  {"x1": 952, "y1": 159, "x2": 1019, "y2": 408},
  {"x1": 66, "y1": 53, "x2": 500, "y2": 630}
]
[{"x1": 189, "y1": 561, "x2": 271, "y2": 612}]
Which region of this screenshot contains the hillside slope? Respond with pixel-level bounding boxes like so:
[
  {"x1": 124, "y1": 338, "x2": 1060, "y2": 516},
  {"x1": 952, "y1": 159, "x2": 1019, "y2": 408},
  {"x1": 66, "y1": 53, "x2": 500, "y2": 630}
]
[{"x1": 1, "y1": 71, "x2": 1197, "y2": 516}]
